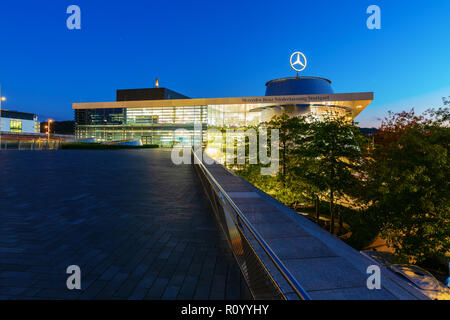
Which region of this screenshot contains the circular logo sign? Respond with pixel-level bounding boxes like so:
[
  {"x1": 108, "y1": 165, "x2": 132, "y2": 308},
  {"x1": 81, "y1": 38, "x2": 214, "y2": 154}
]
[{"x1": 290, "y1": 51, "x2": 307, "y2": 72}]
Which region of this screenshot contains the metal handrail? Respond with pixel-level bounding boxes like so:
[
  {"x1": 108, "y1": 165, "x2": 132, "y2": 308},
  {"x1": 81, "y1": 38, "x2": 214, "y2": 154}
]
[{"x1": 192, "y1": 148, "x2": 311, "y2": 300}]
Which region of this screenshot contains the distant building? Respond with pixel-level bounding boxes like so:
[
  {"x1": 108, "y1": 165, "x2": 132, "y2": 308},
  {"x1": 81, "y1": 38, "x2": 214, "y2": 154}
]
[
  {"x1": 0, "y1": 110, "x2": 40, "y2": 134},
  {"x1": 73, "y1": 55, "x2": 373, "y2": 146},
  {"x1": 73, "y1": 79, "x2": 373, "y2": 147}
]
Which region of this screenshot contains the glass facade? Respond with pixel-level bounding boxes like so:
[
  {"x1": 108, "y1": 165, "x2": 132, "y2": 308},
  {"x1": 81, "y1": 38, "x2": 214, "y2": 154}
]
[
  {"x1": 75, "y1": 108, "x2": 125, "y2": 125},
  {"x1": 75, "y1": 105, "x2": 208, "y2": 147},
  {"x1": 75, "y1": 102, "x2": 358, "y2": 147}
]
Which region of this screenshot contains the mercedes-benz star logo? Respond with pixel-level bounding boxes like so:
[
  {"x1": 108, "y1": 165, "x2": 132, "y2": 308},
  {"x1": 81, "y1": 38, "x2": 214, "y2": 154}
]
[{"x1": 290, "y1": 51, "x2": 307, "y2": 72}]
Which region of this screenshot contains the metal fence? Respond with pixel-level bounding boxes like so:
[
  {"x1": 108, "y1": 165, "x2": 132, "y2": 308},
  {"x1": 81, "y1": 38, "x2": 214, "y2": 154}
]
[
  {"x1": 0, "y1": 139, "x2": 61, "y2": 150},
  {"x1": 192, "y1": 148, "x2": 311, "y2": 300}
]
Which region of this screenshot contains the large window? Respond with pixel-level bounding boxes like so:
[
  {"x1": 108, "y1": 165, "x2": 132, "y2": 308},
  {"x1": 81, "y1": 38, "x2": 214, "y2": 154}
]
[
  {"x1": 10, "y1": 119, "x2": 22, "y2": 133},
  {"x1": 75, "y1": 108, "x2": 124, "y2": 125},
  {"x1": 126, "y1": 106, "x2": 207, "y2": 125}
]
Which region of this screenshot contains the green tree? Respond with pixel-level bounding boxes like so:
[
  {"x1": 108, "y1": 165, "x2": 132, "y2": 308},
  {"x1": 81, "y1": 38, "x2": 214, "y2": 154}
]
[
  {"x1": 365, "y1": 107, "x2": 450, "y2": 263},
  {"x1": 293, "y1": 114, "x2": 368, "y2": 234},
  {"x1": 235, "y1": 114, "x2": 307, "y2": 207},
  {"x1": 260, "y1": 113, "x2": 306, "y2": 205},
  {"x1": 266, "y1": 112, "x2": 301, "y2": 186}
]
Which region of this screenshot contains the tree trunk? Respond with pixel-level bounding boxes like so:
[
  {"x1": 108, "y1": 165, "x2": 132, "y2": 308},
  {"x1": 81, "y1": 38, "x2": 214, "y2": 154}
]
[
  {"x1": 315, "y1": 195, "x2": 320, "y2": 224},
  {"x1": 338, "y1": 206, "x2": 343, "y2": 235},
  {"x1": 329, "y1": 189, "x2": 335, "y2": 234},
  {"x1": 282, "y1": 141, "x2": 286, "y2": 187}
]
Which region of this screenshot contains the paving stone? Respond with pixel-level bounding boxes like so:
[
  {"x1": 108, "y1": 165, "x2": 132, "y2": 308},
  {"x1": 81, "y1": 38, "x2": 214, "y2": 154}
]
[
  {"x1": 252, "y1": 222, "x2": 311, "y2": 239},
  {"x1": 79, "y1": 280, "x2": 108, "y2": 300},
  {"x1": 193, "y1": 284, "x2": 211, "y2": 300},
  {"x1": 146, "y1": 278, "x2": 169, "y2": 299},
  {"x1": 177, "y1": 275, "x2": 198, "y2": 298},
  {"x1": 98, "y1": 273, "x2": 129, "y2": 297},
  {"x1": 266, "y1": 237, "x2": 338, "y2": 260},
  {"x1": 100, "y1": 266, "x2": 120, "y2": 281},
  {"x1": 307, "y1": 286, "x2": 397, "y2": 300},
  {"x1": 282, "y1": 257, "x2": 367, "y2": 292},
  {"x1": 162, "y1": 285, "x2": 181, "y2": 299},
  {"x1": 128, "y1": 286, "x2": 148, "y2": 300},
  {"x1": 137, "y1": 274, "x2": 156, "y2": 289}
]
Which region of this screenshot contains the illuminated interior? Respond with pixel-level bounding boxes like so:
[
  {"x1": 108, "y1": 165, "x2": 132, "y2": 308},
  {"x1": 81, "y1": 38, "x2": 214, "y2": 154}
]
[{"x1": 10, "y1": 119, "x2": 22, "y2": 133}]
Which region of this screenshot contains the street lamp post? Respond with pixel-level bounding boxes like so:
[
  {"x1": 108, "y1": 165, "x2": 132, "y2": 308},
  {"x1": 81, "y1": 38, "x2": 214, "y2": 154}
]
[
  {"x1": 47, "y1": 119, "x2": 53, "y2": 144},
  {"x1": 0, "y1": 85, "x2": 6, "y2": 150}
]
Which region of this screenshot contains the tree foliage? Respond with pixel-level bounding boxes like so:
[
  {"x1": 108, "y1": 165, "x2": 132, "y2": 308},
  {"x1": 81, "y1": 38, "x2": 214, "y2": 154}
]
[
  {"x1": 233, "y1": 103, "x2": 450, "y2": 264},
  {"x1": 292, "y1": 114, "x2": 368, "y2": 233},
  {"x1": 365, "y1": 107, "x2": 450, "y2": 262}
]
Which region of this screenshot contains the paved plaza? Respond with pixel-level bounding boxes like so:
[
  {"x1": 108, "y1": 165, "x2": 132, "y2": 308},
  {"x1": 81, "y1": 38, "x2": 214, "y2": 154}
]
[{"x1": 0, "y1": 149, "x2": 249, "y2": 299}]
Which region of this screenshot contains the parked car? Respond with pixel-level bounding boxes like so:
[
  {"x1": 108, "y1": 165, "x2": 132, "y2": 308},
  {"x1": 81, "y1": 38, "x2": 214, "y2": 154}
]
[{"x1": 361, "y1": 250, "x2": 450, "y2": 300}]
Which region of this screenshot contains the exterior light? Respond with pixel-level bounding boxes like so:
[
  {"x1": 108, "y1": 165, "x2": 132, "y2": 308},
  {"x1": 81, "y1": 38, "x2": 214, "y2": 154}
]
[
  {"x1": 1, "y1": 97, "x2": 5, "y2": 101},
  {"x1": 47, "y1": 120, "x2": 53, "y2": 141}
]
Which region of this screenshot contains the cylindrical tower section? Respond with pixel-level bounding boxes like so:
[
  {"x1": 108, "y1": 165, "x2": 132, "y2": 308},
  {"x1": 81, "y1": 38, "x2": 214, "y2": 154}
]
[
  {"x1": 265, "y1": 76, "x2": 334, "y2": 96},
  {"x1": 261, "y1": 76, "x2": 334, "y2": 119}
]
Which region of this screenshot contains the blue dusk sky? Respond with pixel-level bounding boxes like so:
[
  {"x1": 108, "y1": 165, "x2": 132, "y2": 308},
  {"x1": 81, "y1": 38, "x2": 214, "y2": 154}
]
[{"x1": 0, "y1": 0, "x2": 449, "y2": 127}]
